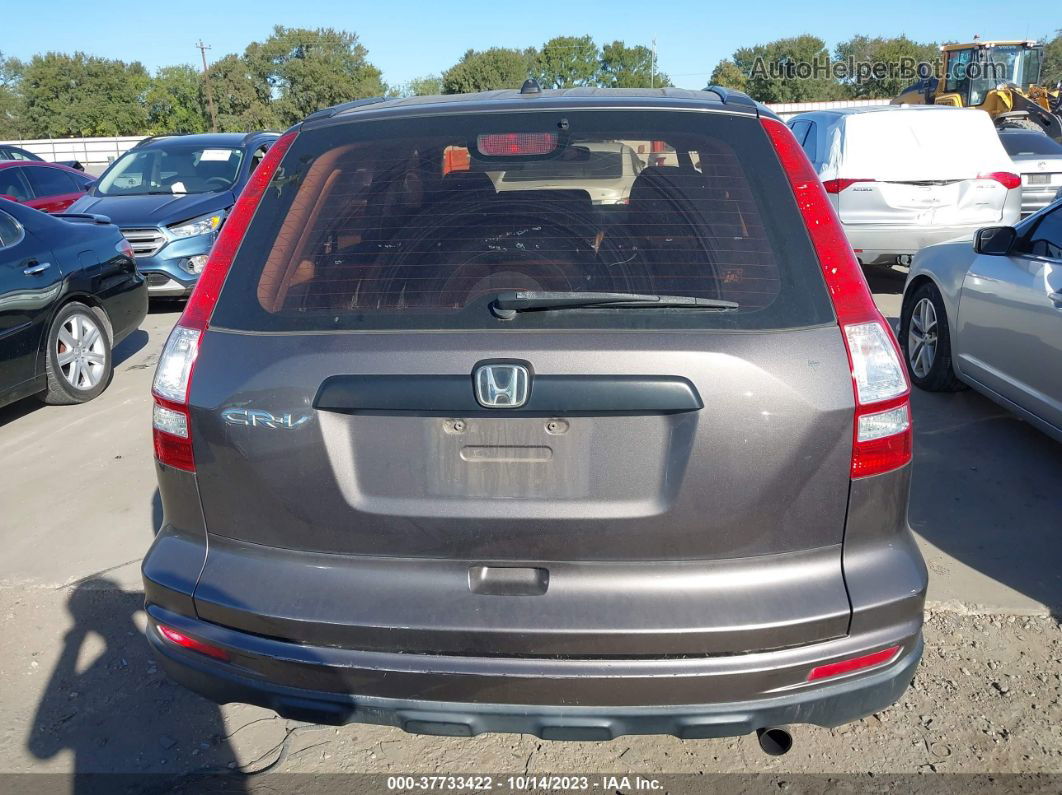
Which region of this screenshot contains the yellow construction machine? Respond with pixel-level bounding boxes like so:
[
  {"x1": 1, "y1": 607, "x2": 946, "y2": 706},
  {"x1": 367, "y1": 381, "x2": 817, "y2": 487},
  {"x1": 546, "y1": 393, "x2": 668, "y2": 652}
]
[{"x1": 893, "y1": 39, "x2": 1061, "y2": 141}]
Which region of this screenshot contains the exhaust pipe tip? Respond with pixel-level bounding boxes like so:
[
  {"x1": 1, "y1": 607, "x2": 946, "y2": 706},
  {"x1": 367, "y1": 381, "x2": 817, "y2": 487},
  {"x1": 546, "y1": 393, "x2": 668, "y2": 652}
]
[{"x1": 756, "y1": 726, "x2": 793, "y2": 756}]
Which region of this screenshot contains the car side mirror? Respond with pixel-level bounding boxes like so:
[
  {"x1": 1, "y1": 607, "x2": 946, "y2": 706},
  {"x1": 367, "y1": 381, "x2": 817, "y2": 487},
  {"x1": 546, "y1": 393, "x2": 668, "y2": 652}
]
[{"x1": 973, "y1": 226, "x2": 1017, "y2": 255}]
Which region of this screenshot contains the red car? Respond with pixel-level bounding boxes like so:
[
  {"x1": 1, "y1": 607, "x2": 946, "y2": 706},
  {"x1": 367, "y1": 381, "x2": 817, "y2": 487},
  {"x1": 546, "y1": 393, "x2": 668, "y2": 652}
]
[{"x1": 0, "y1": 161, "x2": 95, "y2": 214}]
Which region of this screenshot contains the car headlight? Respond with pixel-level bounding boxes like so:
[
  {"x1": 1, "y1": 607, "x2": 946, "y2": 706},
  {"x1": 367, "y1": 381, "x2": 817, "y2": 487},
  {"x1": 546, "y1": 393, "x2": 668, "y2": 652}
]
[{"x1": 168, "y1": 212, "x2": 224, "y2": 239}]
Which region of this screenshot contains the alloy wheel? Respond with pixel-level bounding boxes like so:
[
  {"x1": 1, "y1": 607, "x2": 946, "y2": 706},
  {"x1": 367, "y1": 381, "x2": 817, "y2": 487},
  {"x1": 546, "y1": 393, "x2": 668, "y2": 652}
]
[
  {"x1": 57, "y1": 313, "x2": 106, "y2": 390},
  {"x1": 907, "y1": 297, "x2": 938, "y2": 379}
]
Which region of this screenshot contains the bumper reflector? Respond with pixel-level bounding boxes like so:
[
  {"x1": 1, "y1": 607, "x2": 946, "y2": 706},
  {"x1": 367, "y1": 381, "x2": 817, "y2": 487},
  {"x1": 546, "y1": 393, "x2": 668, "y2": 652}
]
[
  {"x1": 807, "y1": 645, "x2": 901, "y2": 682},
  {"x1": 157, "y1": 624, "x2": 230, "y2": 661}
]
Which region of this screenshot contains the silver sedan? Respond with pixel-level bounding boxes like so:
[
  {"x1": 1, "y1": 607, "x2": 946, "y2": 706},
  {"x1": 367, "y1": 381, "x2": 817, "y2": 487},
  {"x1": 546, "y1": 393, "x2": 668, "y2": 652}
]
[{"x1": 900, "y1": 198, "x2": 1062, "y2": 442}]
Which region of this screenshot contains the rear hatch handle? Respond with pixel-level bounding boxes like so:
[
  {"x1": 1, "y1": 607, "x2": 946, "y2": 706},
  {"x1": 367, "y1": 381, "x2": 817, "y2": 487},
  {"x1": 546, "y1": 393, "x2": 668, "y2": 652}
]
[{"x1": 314, "y1": 373, "x2": 703, "y2": 416}]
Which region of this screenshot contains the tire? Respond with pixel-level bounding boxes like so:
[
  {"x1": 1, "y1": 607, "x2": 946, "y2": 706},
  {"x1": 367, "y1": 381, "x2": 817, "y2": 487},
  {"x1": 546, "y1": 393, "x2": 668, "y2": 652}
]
[
  {"x1": 899, "y1": 282, "x2": 966, "y2": 392},
  {"x1": 41, "y1": 302, "x2": 113, "y2": 405},
  {"x1": 997, "y1": 118, "x2": 1043, "y2": 133}
]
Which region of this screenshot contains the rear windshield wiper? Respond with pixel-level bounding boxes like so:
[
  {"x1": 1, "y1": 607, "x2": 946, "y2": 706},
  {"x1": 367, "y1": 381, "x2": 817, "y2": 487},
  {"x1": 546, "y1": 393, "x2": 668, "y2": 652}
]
[{"x1": 490, "y1": 291, "x2": 739, "y2": 319}]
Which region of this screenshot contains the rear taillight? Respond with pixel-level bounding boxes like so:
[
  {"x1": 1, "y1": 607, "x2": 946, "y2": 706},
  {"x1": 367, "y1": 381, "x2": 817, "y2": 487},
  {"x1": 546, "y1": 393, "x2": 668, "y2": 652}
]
[
  {"x1": 151, "y1": 128, "x2": 298, "y2": 472},
  {"x1": 978, "y1": 171, "x2": 1021, "y2": 190},
  {"x1": 152, "y1": 326, "x2": 201, "y2": 471},
  {"x1": 807, "y1": 645, "x2": 901, "y2": 682},
  {"x1": 822, "y1": 178, "x2": 876, "y2": 194},
  {"x1": 762, "y1": 118, "x2": 912, "y2": 479}
]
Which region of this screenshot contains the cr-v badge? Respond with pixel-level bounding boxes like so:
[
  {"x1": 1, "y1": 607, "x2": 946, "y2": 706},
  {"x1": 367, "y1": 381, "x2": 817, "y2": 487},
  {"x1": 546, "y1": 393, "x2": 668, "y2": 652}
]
[
  {"x1": 474, "y1": 363, "x2": 530, "y2": 408},
  {"x1": 221, "y1": 408, "x2": 312, "y2": 429}
]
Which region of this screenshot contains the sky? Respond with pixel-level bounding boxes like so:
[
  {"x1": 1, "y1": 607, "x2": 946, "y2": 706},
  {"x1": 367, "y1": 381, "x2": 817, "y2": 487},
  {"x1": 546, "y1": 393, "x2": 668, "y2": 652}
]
[{"x1": 3, "y1": 1, "x2": 1059, "y2": 89}]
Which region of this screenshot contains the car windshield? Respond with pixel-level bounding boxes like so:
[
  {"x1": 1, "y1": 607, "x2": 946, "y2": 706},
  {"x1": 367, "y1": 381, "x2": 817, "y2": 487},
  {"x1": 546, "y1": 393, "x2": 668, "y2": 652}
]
[
  {"x1": 1000, "y1": 133, "x2": 1062, "y2": 157},
  {"x1": 95, "y1": 144, "x2": 243, "y2": 196}
]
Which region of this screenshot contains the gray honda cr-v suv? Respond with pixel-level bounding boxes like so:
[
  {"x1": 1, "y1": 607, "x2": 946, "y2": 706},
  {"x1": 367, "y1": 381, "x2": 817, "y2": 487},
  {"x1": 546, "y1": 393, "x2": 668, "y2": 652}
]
[{"x1": 142, "y1": 86, "x2": 927, "y2": 750}]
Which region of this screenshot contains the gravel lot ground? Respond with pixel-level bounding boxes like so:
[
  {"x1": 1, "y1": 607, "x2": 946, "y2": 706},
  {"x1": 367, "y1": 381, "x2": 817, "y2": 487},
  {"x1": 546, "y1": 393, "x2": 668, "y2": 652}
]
[{"x1": 0, "y1": 272, "x2": 1059, "y2": 793}]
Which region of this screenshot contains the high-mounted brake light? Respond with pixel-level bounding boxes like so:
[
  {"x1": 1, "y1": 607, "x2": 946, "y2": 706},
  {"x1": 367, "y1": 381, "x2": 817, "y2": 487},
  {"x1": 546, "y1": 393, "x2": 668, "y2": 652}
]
[
  {"x1": 822, "y1": 178, "x2": 876, "y2": 194},
  {"x1": 761, "y1": 118, "x2": 912, "y2": 479},
  {"x1": 157, "y1": 624, "x2": 230, "y2": 661},
  {"x1": 476, "y1": 132, "x2": 557, "y2": 156},
  {"x1": 977, "y1": 171, "x2": 1021, "y2": 190},
  {"x1": 807, "y1": 645, "x2": 901, "y2": 681},
  {"x1": 151, "y1": 128, "x2": 299, "y2": 472}
]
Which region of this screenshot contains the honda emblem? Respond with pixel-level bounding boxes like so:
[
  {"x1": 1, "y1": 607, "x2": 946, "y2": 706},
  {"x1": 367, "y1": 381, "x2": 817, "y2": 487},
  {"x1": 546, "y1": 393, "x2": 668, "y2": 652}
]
[{"x1": 474, "y1": 363, "x2": 530, "y2": 408}]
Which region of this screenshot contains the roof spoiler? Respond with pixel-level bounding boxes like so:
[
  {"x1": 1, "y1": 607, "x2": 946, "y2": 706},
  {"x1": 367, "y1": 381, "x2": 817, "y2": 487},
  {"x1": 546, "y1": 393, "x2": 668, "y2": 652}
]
[
  {"x1": 305, "y1": 97, "x2": 387, "y2": 122},
  {"x1": 702, "y1": 85, "x2": 758, "y2": 109}
]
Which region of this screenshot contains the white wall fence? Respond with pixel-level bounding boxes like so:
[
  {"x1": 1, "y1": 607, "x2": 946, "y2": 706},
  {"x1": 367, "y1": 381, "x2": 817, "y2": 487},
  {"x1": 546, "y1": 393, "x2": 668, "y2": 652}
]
[
  {"x1": 0, "y1": 136, "x2": 147, "y2": 176},
  {"x1": 2, "y1": 100, "x2": 891, "y2": 174},
  {"x1": 767, "y1": 98, "x2": 892, "y2": 119}
]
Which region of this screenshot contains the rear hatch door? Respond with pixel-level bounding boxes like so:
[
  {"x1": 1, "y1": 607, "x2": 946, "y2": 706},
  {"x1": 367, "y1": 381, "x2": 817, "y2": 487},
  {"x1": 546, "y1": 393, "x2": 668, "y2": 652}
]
[{"x1": 190, "y1": 107, "x2": 855, "y2": 657}]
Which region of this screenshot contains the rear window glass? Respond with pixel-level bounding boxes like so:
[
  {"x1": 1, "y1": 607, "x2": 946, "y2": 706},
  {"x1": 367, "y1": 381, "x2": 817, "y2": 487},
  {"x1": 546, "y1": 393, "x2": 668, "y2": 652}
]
[
  {"x1": 212, "y1": 109, "x2": 833, "y2": 332},
  {"x1": 1000, "y1": 132, "x2": 1062, "y2": 157}
]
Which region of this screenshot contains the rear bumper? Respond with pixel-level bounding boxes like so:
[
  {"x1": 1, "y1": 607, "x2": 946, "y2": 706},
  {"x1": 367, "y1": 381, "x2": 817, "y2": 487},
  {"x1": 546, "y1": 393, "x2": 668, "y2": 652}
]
[
  {"x1": 844, "y1": 223, "x2": 985, "y2": 265},
  {"x1": 146, "y1": 604, "x2": 922, "y2": 739},
  {"x1": 1019, "y1": 185, "x2": 1059, "y2": 218}
]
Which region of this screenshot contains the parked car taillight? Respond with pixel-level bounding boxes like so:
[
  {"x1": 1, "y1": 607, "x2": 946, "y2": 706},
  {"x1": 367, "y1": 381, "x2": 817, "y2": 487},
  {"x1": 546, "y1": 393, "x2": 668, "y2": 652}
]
[
  {"x1": 822, "y1": 178, "x2": 876, "y2": 193},
  {"x1": 978, "y1": 171, "x2": 1022, "y2": 190},
  {"x1": 761, "y1": 118, "x2": 912, "y2": 479},
  {"x1": 150, "y1": 129, "x2": 299, "y2": 473}
]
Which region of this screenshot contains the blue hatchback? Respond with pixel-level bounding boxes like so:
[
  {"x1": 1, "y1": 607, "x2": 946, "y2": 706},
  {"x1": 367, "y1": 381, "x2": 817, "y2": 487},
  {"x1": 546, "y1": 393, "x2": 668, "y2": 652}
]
[{"x1": 69, "y1": 132, "x2": 279, "y2": 297}]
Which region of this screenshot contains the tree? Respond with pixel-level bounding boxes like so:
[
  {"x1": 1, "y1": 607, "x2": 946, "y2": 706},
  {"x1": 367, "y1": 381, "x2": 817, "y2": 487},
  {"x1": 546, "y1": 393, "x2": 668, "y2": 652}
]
[
  {"x1": 834, "y1": 35, "x2": 939, "y2": 99},
  {"x1": 245, "y1": 26, "x2": 385, "y2": 126},
  {"x1": 708, "y1": 59, "x2": 748, "y2": 93},
  {"x1": 731, "y1": 35, "x2": 844, "y2": 103},
  {"x1": 205, "y1": 54, "x2": 278, "y2": 132},
  {"x1": 442, "y1": 48, "x2": 537, "y2": 94},
  {"x1": 1042, "y1": 29, "x2": 1062, "y2": 87},
  {"x1": 537, "y1": 35, "x2": 599, "y2": 88},
  {"x1": 146, "y1": 65, "x2": 207, "y2": 134},
  {"x1": 0, "y1": 52, "x2": 23, "y2": 138},
  {"x1": 18, "y1": 53, "x2": 149, "y2": 137},
  {"x1": 403, "y1": 74, "x2": 443, "y2": 96},
  {"x1": 599, "y1": 41, "x2": 670, "y2": 88}
]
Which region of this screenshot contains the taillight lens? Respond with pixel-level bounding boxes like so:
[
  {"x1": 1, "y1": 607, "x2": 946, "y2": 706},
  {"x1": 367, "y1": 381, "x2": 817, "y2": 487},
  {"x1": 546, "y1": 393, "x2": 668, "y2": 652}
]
[
  {"x1": 978, "y1": 171, "x2": 1021, "y2": 190},
  {"x1": 822, "y1": 178, "x2": 876, "y2": 194},
  {"x1": 157, "y1": 624, "x2": 230, "y2": 661},
  {"x1": 152, "y1": 326, "x2": 200, "y2": 471},
  {"x1": 150, "y1": 129, "x2": 298, "y2": 472},
  {"x1": 843, "y1": 322, "x2": 908, "y2": 404},
  {"x1": 761, "y1": 118, "x2": 912, "y2": 479}
]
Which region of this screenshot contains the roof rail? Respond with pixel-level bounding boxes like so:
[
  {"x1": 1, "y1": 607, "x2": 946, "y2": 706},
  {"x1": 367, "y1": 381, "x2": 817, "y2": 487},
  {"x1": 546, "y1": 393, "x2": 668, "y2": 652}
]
[
  {"x1": 702, "y1": 85, "x2": 757, "y2": 109},
  {"x1": 304, "y1": 96, "x2": 388, "y2": 122}
]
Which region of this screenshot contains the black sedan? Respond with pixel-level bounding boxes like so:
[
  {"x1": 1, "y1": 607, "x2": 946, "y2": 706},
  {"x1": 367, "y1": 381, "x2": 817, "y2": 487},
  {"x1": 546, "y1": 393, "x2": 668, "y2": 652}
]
[{"x1": 0, "y1": 198, "x2": 146, "y2": 409}]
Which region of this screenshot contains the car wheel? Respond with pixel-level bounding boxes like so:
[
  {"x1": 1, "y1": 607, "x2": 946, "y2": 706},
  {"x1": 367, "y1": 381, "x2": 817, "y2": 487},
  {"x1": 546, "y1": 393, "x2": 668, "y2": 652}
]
[
  {"x1": 997, "y1": 118, "x2": 1043, "y2": 133},
  {"x1": 900, "y1": 282, "x2": 965, "y2": 392},
  {"x1": 41, "y1": 302, "x2": 114, "y2": 405}
]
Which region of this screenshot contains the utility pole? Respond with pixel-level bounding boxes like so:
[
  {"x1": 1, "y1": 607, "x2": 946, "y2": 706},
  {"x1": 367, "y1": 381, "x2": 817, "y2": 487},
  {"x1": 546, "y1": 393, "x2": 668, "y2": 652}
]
[
  {"x1": 197, "y1": 40, "x2": 219, "y2": 132},
  {"x1": 651, "y1": 37, "x2": 657, "y2": 89}
]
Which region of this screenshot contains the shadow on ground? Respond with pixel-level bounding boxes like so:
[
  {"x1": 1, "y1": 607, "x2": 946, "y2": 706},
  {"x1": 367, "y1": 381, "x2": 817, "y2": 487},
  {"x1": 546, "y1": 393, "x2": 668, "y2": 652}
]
[{"x1": 26, "y1": 578, "x2": 247, "y2": 792}]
